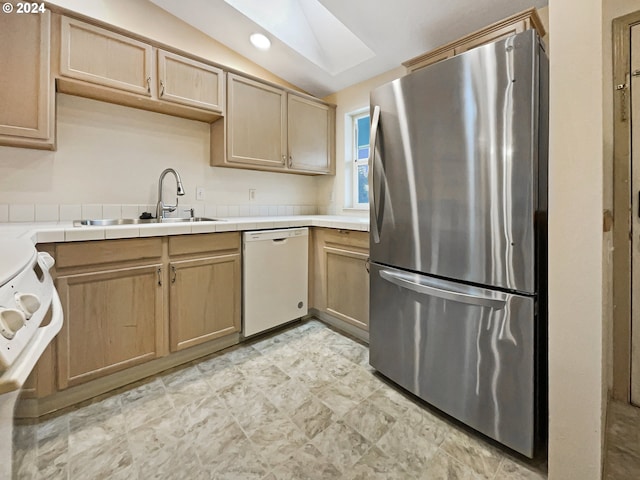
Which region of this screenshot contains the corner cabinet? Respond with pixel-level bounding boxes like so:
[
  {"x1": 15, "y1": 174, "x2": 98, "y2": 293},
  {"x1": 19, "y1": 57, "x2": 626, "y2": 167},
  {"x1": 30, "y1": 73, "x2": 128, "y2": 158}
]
[
  {"x1": 211, "y1": 73, "x2": 335, "y2": 175},
  {"x1": 288, "y1": 94, "x2": 332, "y2": 173},
  {"x1": 310, "y1": 228, "x2": 370, "y2": 331},
  {"x1": 0, "y1": 8, "x2": 54, "y2": 149},
  {"x1": 168, "y1": 233, "x2": 241, "y2": 352},
  {"x1": 57, "y1": 16, "x2": 225, "y2": 122}
]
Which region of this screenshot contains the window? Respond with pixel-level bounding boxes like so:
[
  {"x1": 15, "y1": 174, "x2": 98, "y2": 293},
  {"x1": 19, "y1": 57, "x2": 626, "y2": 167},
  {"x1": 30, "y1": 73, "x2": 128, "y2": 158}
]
[{"x1": 352, "y1": 111, "x2": 370, "y2": 208}]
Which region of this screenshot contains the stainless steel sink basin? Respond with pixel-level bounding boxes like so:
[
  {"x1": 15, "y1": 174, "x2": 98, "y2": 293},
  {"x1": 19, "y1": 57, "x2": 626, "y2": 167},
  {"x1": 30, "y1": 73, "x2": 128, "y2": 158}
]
[
  {"x1": 73, "y1": 217, "x2": 225, "y2": 226},
  {"x1": 159, "y1": 217, "x2": 225, "y2": 223}
]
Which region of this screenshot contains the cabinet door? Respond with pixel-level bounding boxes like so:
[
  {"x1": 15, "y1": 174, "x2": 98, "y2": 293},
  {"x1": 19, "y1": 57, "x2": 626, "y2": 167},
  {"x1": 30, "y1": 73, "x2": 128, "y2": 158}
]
[
  {"x1": 0, "y1": 9, "x2": 53, "y2": 147},
  {"x1": 288, "y1": 94, "x2": 333, "y2": 174},
  {"x1": 56, "y1": 264, "x2": 163, "y2": 389},
  {"x1": 324, "y1": 244, "x2": 370, "y2": 330},
  {"x1": 226, "y1": 74, "x2": 286, "y2": 168},
  {"x1": 169, "y1": 254, "x2": 241, "y2": 352},
  {"x1": 157, "y1": 50, "x2": 224, "y2": 113},
  {"x1": 60, "y1": 16, "x2": 153, "y2": 96},
  {"x1": 311, "y1": 228, "x2": 370, "y2": 330}
]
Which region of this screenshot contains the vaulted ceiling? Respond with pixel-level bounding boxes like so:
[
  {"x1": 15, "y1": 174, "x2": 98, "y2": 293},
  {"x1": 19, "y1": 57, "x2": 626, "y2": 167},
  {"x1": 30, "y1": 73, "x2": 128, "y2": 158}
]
[{"x1": 150, "y1": 0, "x2": 548, "y2": 97}]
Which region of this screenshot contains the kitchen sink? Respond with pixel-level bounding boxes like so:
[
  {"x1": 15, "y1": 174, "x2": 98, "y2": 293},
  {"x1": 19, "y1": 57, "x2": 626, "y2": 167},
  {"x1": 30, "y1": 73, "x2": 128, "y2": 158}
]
[{"x1": 73, "y1": 217, "x2": 225, "y2": 226}]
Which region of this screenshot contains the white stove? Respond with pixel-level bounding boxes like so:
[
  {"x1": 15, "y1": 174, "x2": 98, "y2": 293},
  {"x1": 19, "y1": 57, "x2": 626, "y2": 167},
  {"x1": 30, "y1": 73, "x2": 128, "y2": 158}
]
[{"x1": 0, "y1": 240, "x2": 63, "y2": 479}]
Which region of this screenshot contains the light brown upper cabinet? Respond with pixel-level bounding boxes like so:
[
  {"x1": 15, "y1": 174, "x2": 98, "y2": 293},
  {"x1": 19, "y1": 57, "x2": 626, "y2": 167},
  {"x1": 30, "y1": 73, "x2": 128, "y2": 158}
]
[
  {"x1": 288, "y1": 94, "x2": 332, "y2": 173},
  {"x1": 57, "y1": 16, "x2": 224, "y2": 122},
  {"x1": 403, "y1": 8, "x2": 546, "y2": 73},
  {"x1": 60, "y1": 16, "x2": 153, "y2": 96},
  {"x1": 212, "y1": 73, "x2": 335, "y2": 175},
  {"x1": 0, "y1": 9, "x2": 54, "y2": 149},
  {"x1": 157, "y1": 50, "x2": 224, "y2": 112},
  {"x1": 222, "y1": 73, "x2": 287, "y2": 169}
]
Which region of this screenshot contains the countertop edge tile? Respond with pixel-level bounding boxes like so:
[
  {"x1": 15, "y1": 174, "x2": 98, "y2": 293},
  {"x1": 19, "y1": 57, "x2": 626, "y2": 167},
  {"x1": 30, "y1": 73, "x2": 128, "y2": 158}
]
[{"x1": 0, "y1": 215, "x2": 370, "y2": 245}]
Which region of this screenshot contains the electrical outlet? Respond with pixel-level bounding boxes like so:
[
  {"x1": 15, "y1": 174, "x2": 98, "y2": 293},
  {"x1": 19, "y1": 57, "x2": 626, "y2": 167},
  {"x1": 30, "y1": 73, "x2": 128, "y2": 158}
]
[
  {"x1": 249, "y1": 189, "x2": 256, "y2": 201},
  {"x1": 196, "y1": 187, "x2": 205, "y2": 201}
]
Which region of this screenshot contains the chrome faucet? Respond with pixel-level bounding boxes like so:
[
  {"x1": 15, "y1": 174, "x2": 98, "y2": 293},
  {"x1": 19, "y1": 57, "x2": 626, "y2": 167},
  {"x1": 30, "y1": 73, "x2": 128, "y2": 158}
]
[{"x1": 156, "y1": 168, "x2": 185, "y2": 221}]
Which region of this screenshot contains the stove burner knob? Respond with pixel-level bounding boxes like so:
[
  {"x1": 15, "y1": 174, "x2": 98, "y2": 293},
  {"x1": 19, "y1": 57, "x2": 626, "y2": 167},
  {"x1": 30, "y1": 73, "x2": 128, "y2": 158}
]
[
  {"x1": 15, "y1": 293, "x2": 41, "y2": 319},
  {"x1": 0, "y1": 308, "x2": 26, "y2": 340}
]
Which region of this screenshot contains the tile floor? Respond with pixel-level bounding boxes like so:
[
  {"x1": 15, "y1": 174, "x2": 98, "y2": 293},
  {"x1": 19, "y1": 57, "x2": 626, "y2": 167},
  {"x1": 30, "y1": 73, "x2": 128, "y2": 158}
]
[{"x1": 12, "y1": 319, "x2": 547, "y2": 480}]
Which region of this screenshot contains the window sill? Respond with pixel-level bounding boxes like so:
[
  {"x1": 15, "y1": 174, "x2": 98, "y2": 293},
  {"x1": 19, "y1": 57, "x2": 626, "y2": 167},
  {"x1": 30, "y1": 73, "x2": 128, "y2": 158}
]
[{"x1": 343, "y1": 207, "x2": 369, "y2": 212}]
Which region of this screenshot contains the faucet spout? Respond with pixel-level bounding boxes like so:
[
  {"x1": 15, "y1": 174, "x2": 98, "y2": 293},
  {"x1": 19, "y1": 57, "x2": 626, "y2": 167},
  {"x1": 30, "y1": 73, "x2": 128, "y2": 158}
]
[{"x1": 156, "y1": 168, "x2": 185, "y2": 221}]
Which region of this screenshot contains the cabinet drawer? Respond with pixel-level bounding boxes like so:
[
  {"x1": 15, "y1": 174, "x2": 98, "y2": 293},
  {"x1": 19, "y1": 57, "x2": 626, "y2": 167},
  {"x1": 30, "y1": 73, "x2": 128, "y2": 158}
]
[
  {"x1": 321, "y1": 228, "x2": 369, "y2": 251},
  {"x1": 168, "y1": 232, "x2": 240, "y2": 256},
  {"x1": 56, "y1": 238, "x2": 162, "y2": 269}
]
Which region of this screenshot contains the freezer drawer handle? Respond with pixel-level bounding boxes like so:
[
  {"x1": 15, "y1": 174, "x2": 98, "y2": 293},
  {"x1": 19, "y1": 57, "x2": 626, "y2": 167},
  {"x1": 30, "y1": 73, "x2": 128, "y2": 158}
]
[{"x1": 379, "y1": 269, "x2": 507, "y2": 309}]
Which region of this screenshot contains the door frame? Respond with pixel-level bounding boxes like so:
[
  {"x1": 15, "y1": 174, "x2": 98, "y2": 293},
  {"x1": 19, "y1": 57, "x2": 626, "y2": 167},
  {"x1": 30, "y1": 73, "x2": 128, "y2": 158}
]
[{"x1": 612, "y1": 11, "x2": 640, "y2": 401}]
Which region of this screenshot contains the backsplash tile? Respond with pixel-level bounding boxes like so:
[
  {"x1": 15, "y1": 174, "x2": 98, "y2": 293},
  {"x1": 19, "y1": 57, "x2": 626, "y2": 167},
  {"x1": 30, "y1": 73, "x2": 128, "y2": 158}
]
[
  {"x1": 35, "y1": 204, "x2": 59, "y2": 222},
  {"x1": 216, "y1": 205, "x2": 229, "y2": 218},
  {"x1": 102, "y1": 204, "x2": 122, "y2": 219},
  {"x1": 121, "y1": 204, "x2": 139, "y2": 219},
  {"x1": 1, "y1": 203, "x2": 320, "y2": 222},
  {"x1": 59, "y1": 204, "x2": 81, "y2": 221},
  {"x1": 9, "y1": 204, "x2": 35, "y2": 222},
  {"x1": 81, "y1": 204, "x2": 103, "y2": 220}
]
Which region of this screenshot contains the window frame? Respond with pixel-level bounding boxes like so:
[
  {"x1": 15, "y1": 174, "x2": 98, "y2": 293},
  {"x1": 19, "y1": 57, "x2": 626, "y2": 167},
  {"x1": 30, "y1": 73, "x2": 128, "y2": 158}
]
[{"x1": 351, "y1": 110, "x2": 370, "y2": 210}]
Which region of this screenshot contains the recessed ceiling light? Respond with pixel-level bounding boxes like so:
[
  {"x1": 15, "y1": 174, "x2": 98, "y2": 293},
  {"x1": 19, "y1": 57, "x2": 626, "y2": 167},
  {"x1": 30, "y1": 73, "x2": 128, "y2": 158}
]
[{"x1": 250, "y1": 33, "x2": 271, "y2": 50}]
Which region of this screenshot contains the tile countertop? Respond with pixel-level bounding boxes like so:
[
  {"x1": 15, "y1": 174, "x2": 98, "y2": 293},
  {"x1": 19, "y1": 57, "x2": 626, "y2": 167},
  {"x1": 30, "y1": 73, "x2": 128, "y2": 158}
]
[{"x1": 0, "y1": 216, "x2": 370, "y2": 245}]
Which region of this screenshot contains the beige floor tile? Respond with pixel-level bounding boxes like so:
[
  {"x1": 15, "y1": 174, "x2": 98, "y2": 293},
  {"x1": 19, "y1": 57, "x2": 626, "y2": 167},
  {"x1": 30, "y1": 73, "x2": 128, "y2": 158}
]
[{"x1": 13, "y1": 319, "x2": 549, "y2": 480}]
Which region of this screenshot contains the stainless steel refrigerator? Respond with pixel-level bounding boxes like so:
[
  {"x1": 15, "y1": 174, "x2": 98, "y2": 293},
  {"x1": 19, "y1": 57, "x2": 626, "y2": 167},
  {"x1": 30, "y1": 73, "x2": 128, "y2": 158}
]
[{"x1": 368, "y1": 29, "x2": 548, "y2": 458}]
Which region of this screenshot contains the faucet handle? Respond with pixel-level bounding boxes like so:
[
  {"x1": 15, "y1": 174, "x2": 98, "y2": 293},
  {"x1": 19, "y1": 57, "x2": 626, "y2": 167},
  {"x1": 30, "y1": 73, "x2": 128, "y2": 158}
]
[{"x1": 183, "y1": 208, "x2": 194, "y2": 219}]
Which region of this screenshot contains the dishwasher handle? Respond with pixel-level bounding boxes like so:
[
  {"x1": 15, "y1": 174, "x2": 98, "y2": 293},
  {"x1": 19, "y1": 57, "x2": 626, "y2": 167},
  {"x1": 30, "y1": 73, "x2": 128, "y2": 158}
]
[{"x1": 272, "y1": 238, "x2": 288, "y2": 243}]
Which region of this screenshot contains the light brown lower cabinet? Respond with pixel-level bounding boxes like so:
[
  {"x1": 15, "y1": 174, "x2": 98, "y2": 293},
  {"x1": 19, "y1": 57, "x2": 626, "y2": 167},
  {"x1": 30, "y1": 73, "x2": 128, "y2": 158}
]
[
  {"x1": 56, "y1": 263, "x2": 164, "y2": 389},
  {"x1": 24, "y1": 233, "x2": 241, "y2": 410},
  {"x1": 310, "y1": 228, "x2": 370, "y2": 331},
  {"x1": 168, "y1": 233, "x2": 241, "y2": 352}
]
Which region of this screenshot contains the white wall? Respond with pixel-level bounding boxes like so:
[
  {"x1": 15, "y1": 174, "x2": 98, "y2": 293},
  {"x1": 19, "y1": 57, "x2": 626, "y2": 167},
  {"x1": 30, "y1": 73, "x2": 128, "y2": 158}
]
[
  {"x1": 0, "y1": 95, "x2": 317, "y2": 217},
  {"x1": 318, "y1": 67, "x2": 404, "y2": 216},
  {"x1": 547, "y1": 0, "x2": 604, "y2": 478},
  {"x1": 0, "y1": 0, "x2": 318, "y2": 221}
]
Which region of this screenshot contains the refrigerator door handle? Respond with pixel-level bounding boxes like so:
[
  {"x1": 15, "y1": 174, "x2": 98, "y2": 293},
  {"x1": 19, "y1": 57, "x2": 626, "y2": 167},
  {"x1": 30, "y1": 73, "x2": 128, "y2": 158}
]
[
  {"x1": 369, "y1": 105, "x2": 381, "y2": 243},
  {"x1": 379, "y1": 269, "x2": 507, "y2": 310}
]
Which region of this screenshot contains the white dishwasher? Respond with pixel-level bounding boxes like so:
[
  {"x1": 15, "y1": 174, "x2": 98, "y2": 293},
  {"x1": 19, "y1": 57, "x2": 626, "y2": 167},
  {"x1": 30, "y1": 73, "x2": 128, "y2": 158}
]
[{"x1": 243, "y1": 227, "x2": 309, "y2": 337}]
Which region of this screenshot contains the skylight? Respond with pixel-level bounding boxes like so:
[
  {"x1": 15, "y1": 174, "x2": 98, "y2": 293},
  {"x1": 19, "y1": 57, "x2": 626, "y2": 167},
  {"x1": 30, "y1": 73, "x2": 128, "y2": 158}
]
[{"x1": 223, "y1": 0, "x2": 375, "y2": 76}]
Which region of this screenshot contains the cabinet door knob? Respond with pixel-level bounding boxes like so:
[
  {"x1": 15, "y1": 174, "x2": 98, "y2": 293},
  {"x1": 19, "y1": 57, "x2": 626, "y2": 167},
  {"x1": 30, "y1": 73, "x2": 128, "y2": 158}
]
[
  {"x1": 160, "y1": 80, "x2": 165, "y2": 97},
  {"x1": 157, "y1": 267, "x2": 162, "y2": 286},
  {"x1": 147, "y1": 77, "x2": 151, "y2": 94},
  {"x1": 288, "y1": 155, "x2": 293, "y2": 168},
  {"x1": 171, "y1": 265, "x2": 177, "y2": 284}
]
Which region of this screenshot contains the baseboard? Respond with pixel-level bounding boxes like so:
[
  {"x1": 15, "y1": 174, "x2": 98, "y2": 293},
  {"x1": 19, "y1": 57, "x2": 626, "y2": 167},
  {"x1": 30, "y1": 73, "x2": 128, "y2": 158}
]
[
  {"x1": 15, "y1": 333, "x2": 240, "y2": 419},
  {"x1": 308, "y1": 309, "x2": 369, "y2": 344}
]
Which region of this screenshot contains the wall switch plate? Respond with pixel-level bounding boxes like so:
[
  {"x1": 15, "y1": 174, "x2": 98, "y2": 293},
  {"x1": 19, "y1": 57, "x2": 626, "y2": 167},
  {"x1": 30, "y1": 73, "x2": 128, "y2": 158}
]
[
  {"x1": 249, "y1": 189, "x2": 256, "y2": 201},
  {"x1": 196, "y1": 187, "x2": 205, "y2": 201}
]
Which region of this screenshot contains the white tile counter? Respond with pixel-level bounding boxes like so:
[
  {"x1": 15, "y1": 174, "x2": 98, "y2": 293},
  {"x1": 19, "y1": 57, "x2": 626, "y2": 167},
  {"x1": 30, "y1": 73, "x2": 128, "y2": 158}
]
[{"x1": 0, "y1": 216, "x2": 369, "y2": 245}]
